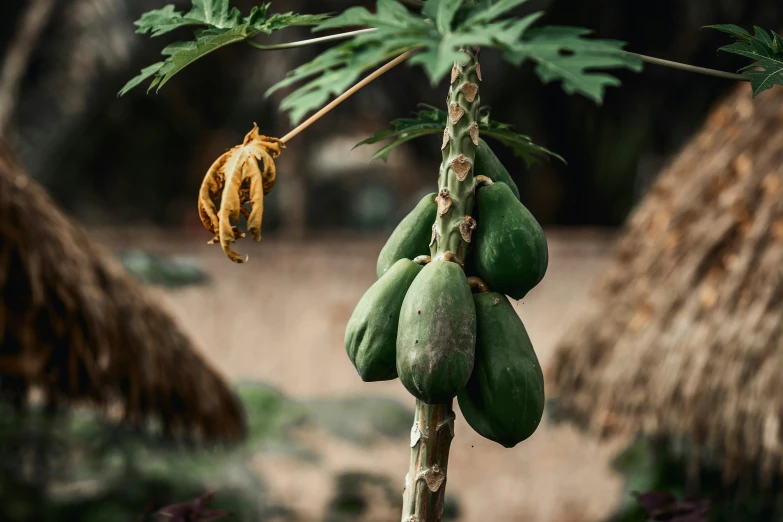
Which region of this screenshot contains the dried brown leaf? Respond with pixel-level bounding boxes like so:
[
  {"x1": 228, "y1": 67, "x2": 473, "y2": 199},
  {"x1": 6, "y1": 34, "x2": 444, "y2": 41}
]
[{"x1": 198, "y1": 124, "x2": 284, "y2": 263}]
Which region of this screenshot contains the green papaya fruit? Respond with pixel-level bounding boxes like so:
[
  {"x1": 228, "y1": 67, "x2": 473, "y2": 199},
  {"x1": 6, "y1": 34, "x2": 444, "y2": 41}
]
[
  {"x1": 396, "y1": 260, "x2": 476, "y2": 404},
  {"x1": 474, "y1": 139, "x2": 520, "y2": 200},
  {"x1": 376, "y1": 193, "x2": 437, "y2": 279},
  {"x1": 474, "y1": 182, "x2": 548, "y2": 300},
  {"x1": 457, "y1": 292, "x2": 544, "y2": 448},
  {"x1": 345, "y1": 259, "x2": 423, "y2": 382}
]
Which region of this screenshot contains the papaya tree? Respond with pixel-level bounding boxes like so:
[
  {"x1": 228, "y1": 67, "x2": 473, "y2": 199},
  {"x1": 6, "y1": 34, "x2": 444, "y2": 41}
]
[{"x1": 120, "y1": 1, "x2": 782, "y2": 520}]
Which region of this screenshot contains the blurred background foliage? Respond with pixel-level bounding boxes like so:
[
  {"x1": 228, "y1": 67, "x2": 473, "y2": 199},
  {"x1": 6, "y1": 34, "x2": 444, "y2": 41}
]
[
  {"x1": 0, "y1": 381, "x2": 440, "y2": 522},
  {"x1": 2, "y1": 0, "x2": 782, "y2": 234}
]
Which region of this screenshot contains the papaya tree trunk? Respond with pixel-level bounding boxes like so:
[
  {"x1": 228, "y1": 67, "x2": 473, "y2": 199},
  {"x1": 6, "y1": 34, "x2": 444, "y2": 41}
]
[
  {"x1": 401, "y1": 400, "x2": 456, "y2": 522},
  {"x1": 401, "y1": 46, "x2": 481, "y2": 522}
]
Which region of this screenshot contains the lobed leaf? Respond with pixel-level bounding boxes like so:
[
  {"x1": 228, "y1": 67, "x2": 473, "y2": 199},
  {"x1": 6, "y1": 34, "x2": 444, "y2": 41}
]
[
  {"x1": 354, "y1": 105, "x2": 564, "y2": 166},
  {"x1": 505, "y1": 26, "x2": 642, "y2": 104},
  {"x1": 423, "y1": 0, "x2": 462, "y2": 35},
  {"x1": 272, "y1": 0, "x2": 641, "y2": 124},
  {"x1": 465, "y1": 0, "x2": 531, "y2": 25},
  {"x1": 707, "y1": 24, "x2": 783, "y2": 96},
  {"x1": 119, "y1": 62, "x2": 164, "y2": 97},
  {"x1": 119, "y1": 2, "x2": 328, "y2": 96},
  {"x1": 124, "y1": 0, "x2": 643, "y2": 122},
  {"x1": 185, "y1": 0, "x2": 244, "y2": 28},
  {"x1": 135, "y1": 6, "x2": 203, "y2": 37}
]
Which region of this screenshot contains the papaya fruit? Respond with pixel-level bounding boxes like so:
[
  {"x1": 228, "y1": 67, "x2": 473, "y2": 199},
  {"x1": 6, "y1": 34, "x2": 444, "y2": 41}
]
[
  {"x1": 474, "y1": 139, "x2": 520, "y2": 200},
  {"x1": 376, "y1": 193, "x2": 437, "y2": 279},
  {"x1": 345, "y1": 259, "x2": 423, "y2": 382},
  {"x1": 457, "y1": 292, "x2": 544, "y2": 448},
  {"x1": 396, "y1": 260, "x2": 476, "y2": 404},
  {"x1": 474, "y1": 182, "x2": 548, "y2": 300}
]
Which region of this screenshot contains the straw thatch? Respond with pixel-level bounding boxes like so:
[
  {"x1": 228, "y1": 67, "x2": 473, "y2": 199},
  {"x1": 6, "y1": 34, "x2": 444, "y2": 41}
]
[
  {"x1": 549, "y1": 82, "x2": 783, "y2": 478},
  {"x1": 0, "y1": 143, "x2": 245, "y2": 442}
]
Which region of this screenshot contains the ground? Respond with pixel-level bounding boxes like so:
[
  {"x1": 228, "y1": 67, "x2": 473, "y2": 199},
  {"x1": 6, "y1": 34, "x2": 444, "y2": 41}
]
[{"x1": 96, "y1": 227, "x2": 627, "y2": 522}]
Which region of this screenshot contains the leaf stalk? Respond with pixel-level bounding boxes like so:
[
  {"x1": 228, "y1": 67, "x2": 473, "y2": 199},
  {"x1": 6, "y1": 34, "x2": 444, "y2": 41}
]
[
  {"x1": 249, "y1": 27, "x2": 749, "y2": 86},
  {"x1": 246, "y1": 28, "x2": 376, "y2": 50},
  {"x1": 623, "y1": 51, "x2": 747, "y2": 82},
  {"x1": 280, "y1": 50, "x2": 415, "y2": 143}
]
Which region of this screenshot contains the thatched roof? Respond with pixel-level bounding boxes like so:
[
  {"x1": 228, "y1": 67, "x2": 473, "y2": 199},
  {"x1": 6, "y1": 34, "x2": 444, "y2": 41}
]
[
  {"x1": 549, "y1": 82, "x2": 783, "y2": 478},
  {"x1": 0, "y1": 143, "x2": 244, "y2": 442}
]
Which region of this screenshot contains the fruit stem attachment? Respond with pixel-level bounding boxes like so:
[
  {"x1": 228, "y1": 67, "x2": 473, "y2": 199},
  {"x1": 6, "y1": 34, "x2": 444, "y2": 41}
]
[
  {"x1": 467, "y1": 276, "x2": 489, "y2": 293},
  {"x1": 413, "y1": 255, "x2": 432, "y2": 265},
  {"x1": 474, "y1": 175, "x2": 493, "y2": 189},
  {"x1": 280, "y1": 50, "x2": 414, "y2": 143},
  {"x1": 401, "y1": 400, "x2": 455, "y2": 522}
]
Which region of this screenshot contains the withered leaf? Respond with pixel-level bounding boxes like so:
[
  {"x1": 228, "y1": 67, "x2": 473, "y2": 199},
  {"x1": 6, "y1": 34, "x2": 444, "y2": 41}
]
[{"x1": 198, "y1": 124, "x2": 284, "y2": 263}]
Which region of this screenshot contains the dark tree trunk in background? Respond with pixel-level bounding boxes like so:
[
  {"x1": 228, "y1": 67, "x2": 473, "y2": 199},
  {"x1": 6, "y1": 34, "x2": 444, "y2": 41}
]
[{"x1": 0, "y1": 0, "x2": 56, "y2": 137}]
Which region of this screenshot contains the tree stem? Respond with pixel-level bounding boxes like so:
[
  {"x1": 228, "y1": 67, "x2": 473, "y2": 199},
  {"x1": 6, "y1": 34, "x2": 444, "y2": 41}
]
[
  {"x1": 280, "y1": 50, "x2": 414, "y2": 143},
  {"x1": 431, "y1": 46, "x2": 482, "y2": 263},
  {"x1": 401, "y1": 400, "x2": 456, "y2": 522},
  {"x1": 399, "y1": 46, "x2": 482, "y2": 522}
]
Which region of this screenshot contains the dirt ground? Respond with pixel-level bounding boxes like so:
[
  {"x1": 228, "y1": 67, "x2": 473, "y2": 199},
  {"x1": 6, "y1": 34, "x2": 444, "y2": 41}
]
[{"x1": 97, "y1": 228, "x2": 628, "y2": 522}]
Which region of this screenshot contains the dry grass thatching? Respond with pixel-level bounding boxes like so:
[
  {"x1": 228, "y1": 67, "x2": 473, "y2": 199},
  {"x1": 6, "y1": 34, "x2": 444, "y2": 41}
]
[
  {"x1": 0, "y1": 143, "x2": 245, "y2": 442},
  {"x1": 549, "y1": 82, "x2": 783, "y2": 479}
]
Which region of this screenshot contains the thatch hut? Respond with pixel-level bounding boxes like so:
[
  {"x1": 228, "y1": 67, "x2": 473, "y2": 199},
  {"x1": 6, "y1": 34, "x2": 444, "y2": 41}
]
[
  {"x1": 549, "y1": 81, "x2": 783, "y2": 480},
  {"x1": 0, "y1": 143, "x2": 244, "y2": 442}
]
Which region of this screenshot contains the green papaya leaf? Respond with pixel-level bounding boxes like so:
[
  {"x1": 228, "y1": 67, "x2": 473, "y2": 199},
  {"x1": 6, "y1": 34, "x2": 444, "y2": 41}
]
[
  {"x1": 354, "y1": 104, "x2": 564, "y2": 166},
  {"x1": 707, "y1": 24, "x2": 783, "y2": 96},
  {"x1": 119, "y1": 2, "x2": 328, "y2": 96}
]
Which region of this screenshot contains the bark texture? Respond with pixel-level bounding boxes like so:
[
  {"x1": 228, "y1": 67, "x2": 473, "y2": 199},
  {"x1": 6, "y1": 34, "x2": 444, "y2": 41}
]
[
  {"x1": 431, "y1": 46, "x2": 481, "y2": 263},
  {"x1": 0, "y1": 143, "x2": 245, "y2": 442},
  {"x1": 401, "y1": 46, "x2": 482, "y2": 522},
  {"x1": 401, "y1": 400, "x2": 455, "y2": 522},
  {"x1": 549, "y1": 82, "x2": 783, "y2": 479}
]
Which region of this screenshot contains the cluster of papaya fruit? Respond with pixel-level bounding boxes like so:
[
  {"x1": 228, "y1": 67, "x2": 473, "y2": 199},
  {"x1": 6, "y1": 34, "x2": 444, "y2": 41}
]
[{"x1": 345, "y1": 140, "x2": 547, "y2": 448}]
